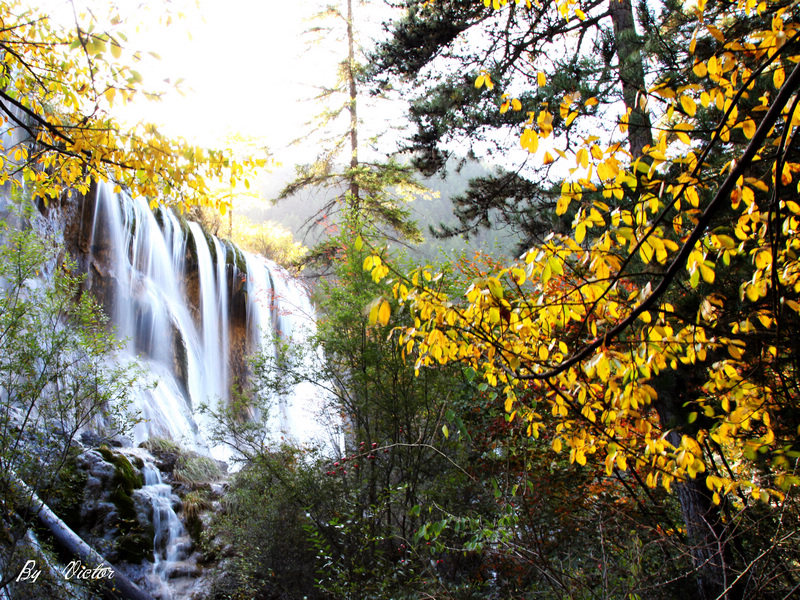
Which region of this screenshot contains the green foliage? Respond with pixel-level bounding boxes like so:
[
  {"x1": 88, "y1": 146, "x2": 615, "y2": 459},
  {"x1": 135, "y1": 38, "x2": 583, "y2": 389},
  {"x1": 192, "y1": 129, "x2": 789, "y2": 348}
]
[
  {"x1": 0, "y1": 197, "x2": 139, "y2": 577},
  {"x1": 203, "y1": 449, "x2": 323, "y2": 600}
]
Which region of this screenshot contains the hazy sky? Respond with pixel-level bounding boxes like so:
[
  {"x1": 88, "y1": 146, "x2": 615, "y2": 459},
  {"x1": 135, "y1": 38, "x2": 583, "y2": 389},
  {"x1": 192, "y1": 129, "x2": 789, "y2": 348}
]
[
  {"x1": 121, "y1": 0, "x2": 340, "y2": 150},
  {"x1": 32, "y1": 0, "x2": 400, "y2": 160}
]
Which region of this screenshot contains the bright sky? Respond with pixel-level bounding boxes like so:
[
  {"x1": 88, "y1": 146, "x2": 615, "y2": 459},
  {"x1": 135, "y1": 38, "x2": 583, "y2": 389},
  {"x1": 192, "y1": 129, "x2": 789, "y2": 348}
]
[
  {"x1": 120, "y1": 0, "x2": 337, "y2": 152},
  {"x1": 34, "y1": 0, "x2": 399, "y2": 162}
]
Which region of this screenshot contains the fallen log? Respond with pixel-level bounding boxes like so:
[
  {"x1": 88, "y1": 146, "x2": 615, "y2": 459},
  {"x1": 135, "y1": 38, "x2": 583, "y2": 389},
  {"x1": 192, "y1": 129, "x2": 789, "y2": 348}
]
[{"x1": 13, "y1": 475, "x2": 154, "y2": 600}]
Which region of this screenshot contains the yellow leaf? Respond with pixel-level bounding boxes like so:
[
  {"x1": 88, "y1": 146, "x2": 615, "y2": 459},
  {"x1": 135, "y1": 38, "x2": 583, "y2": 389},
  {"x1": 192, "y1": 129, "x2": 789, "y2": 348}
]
[
  {"x1": 640, "y1": 240, "x2": 654, "y2": 264},
  {"x1": 576, "y1": 147, "x2": 589, "y2": 168},
  {"x1": 565, "y1": 111, "x2": 578, "y2": 127},
  {"x1": 575, "y1": 222, "x2": 586, "y2": 243},
  {"x1": 782, "y1": 162, "x2": 792, "y2": 185},
  {"x1": 707, "y1": 55, "x2": 719, "y2": 76},
  {"x1": 699, "y1": 262, "x2": 715, "y2": 283},
  {"x1": 774, "y1": 67, "x2": 785, "y2": 89},
  {"x1": 616, "y1": 453, "x2": 627, "y2": 471},
  {"x1": 680, "y1": 95, "x2": 697, "y2": 117},
  {"x1": 487, "y1": 277, "x2": 504, "y2": 300},
  {"x1": 520, "y1": 128, "x2": 539, "y2": 153},
  {"x1": 368, "y1": 302, "x2": 379, "y2": 326},
  {"x1": 693, "y1": 61, "x2": 707, "y2": 78},
  {"x1": 378, "y1": 300, "x2": 391, "y2": 326},
  {"x1": 556, "y1": 195, "x2": 570, "y2": 215},
  {"x1": 685, "y1": 186, "x2": 700, "y2": 207},
  {"x1": 741, "y1": 118, "x2": 756, "y2": 139}
]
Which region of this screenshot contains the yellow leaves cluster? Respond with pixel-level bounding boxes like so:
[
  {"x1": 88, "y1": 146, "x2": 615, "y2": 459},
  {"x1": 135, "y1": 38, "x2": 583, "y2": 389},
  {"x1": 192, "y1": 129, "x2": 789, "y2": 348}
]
[
  {"x1": 499, "y1": 94, "x2": 522, "y2": 114},
  {"x1": 361, "y1": 0, "x2": 800, "y2": 504},
  {"x1": 0, "y1": 0, "x2": 267, "y2": 211},
  {"x1": 474, "y1": 70, "x2": 494, "y2": 90}
]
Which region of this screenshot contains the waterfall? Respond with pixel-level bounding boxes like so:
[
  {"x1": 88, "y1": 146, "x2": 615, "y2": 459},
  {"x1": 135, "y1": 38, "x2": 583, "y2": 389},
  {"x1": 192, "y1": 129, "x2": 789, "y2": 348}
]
[
  {"x1": 140, "y1": 461, "x2": 191, "y2": 600},
  {"x1": 82, "y1": 183, "x2": 341, "y2": 595},
  {"x1": 90, "y1": 185, "x2": 206, "y2": 453},
  {"x1": 87, "y1": 183, "x2": 337, "y2": 457}
]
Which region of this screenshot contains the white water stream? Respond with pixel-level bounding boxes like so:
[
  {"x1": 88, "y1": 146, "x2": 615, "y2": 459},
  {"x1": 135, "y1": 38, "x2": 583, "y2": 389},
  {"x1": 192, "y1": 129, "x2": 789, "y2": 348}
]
[{"x1": 85, "y1": 184, "x2": 340, "y2": 596}]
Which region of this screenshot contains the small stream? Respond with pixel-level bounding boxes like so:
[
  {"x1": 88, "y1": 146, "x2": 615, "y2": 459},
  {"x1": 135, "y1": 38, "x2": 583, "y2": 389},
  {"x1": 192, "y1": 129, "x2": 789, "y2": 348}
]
[{"x1": 125, "y1": 449, "x2": 198, "y2": 600}]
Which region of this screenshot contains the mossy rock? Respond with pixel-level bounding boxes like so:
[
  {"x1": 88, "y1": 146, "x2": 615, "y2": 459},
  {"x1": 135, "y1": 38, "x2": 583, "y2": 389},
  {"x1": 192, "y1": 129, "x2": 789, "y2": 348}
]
[
  {"x1": 98, "y1": 445, "x2": 144, "y2": 493},
  {"x1": 97, "y1": 446, "x2": 152, "y2": 563},
  {"x1": 153, "y1": 205, "x2": 165, "y2": 228},
  {"x1": 226, "y1": 241, "x2": 247, "y2": 274},
  {"x1": 141, "y1": 437, "x2": 180, "y2": 454},
  {"x1": 116, "y1": 524, "x2": 156, "y2": 564},
  {"x1": 182, "y1": 489, "x2": 213, "y2": 545},
  {"x1": 203, "y1": 229, "x2": 218, "y2": 264},
  {"x1": 140, "y1": 437, "x2": 181, "y2": 474},
  {"x1": 174, "y1": 453, "x2": 224, "y2": 487}
]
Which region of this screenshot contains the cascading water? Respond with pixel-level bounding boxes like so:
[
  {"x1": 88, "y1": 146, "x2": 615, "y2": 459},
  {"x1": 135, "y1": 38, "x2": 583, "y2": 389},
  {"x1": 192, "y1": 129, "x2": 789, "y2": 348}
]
[
  {"x1": 83, "y1": 182, "x2": 341, "y2": 595},
  {"x1": 129, "y1": 451, "x2": 192, "y2": 600},
  {"x1": 90, "y1": 184, "x2": 206, "y2": 452},
  {"x1": 187, "y1": 222, "x2": 229, "y2": 414}
]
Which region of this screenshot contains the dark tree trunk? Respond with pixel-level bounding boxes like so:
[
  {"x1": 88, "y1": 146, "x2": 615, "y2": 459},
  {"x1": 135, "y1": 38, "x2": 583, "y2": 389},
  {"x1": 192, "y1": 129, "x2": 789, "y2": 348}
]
[
  {"x1": 608, "y1": 0, "x2": 653, "y2": 157},
  {"x1": 653, "y1": 372, "x2": 745, "y2": 600}
]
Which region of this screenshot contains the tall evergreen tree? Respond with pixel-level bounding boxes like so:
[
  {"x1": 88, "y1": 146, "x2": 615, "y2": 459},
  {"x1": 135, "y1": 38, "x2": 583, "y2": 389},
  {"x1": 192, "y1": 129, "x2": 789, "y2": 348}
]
[
  {"x1": 277, "y1": 0, "x2": 425, "y2": 267},
  {"x1": 370, "y1": 0, "x2": 653, "y2": 248}
]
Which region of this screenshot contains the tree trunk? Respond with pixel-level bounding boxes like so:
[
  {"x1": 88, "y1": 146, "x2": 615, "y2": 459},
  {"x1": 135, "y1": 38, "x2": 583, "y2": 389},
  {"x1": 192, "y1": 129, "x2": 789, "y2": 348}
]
[
  {"x1": 346, "y1": 0, "x2": 360, "y2": 203},
  {"x1": 608, "y1": 0, "x2": 653, "y2": 157},
  {"x1": 653, "y1": 372, "x2": 744, "y2": 600}
]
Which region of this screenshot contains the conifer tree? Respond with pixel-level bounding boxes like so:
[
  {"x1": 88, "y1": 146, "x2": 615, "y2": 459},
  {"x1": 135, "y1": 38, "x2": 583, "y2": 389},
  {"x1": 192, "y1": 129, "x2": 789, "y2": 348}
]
[{"x1": 277, "y1": 0, "x2": 425, "y2": 266}]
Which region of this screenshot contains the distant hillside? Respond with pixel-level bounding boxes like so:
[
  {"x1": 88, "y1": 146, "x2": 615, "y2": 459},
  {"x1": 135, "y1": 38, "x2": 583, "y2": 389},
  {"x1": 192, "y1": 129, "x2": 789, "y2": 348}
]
[{"x1": 237, "y1": 159, "x2": 521, "y2": 263}]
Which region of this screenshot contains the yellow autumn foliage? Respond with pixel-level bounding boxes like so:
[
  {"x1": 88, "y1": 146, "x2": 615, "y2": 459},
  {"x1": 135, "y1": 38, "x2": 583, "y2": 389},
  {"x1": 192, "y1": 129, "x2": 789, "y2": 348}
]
[{"x1": 363, "y1": 0, "x2": 800, "y2": 504}]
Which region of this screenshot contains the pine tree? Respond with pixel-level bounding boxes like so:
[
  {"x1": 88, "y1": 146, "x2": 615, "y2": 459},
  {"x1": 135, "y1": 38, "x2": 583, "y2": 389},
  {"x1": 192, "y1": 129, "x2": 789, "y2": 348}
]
[{"x1": 276, "y1": 0, "x2": 424, "y2": 268}]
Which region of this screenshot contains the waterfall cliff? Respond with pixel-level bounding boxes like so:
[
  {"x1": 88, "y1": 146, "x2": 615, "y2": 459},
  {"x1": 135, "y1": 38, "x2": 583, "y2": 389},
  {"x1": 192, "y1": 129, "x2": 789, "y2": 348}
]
[{"x1": 68, "y1": 183, "x2": 337, "y2": 463}]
